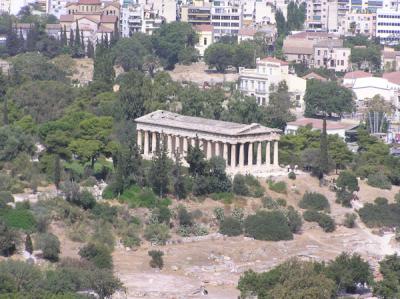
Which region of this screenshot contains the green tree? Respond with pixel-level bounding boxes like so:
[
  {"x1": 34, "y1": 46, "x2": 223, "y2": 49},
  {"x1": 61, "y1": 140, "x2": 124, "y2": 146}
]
[
  {"x1": 148, "y1": 250, "x2": 164, "y2": 269},
  {"x1": 89, "y1": 268, "x2": 123, "y2": 299},
  {"x1": 112, "y1": 35, "x2": 151, "y2": 72},
  {"x1": 0, "y1": 220, "x2": 19, "y2": 257},
  {"x1": 374, "y1": 254, "x2": 400, "y2": 298},
  {"x1": 232, "y1": 41, "x2": 261, "y2": 71},
  {"x1": 25, "y1": 234, "x2": 33, "y2": 254},
  {"x1": 54, "y1": 155, "x2": 61, "y2": 189},
  {"x1": 265, "y1": 81, "x2": 295, "y2": 130},
  {"x1": 204, "y1": 43, "x2": 234, "y2": 73},
  {"x1": 148, "y1": 143, "x2": 172, "y2": 197},
  {"x1": 172, "y1": 152, "x2": 187, "y2": 199},
  {"x1": 186, "y1": 142, "x2": 207, "y2": 177},
  {"x1": 152, "y1": 22, "x2": 198, "y2": 69},
  {"x1": 36, "y1": 233, "x2": 60, "y2": 262},
  {"x1": 327, "y1": 252, "x2": 373, "y2": 293}
]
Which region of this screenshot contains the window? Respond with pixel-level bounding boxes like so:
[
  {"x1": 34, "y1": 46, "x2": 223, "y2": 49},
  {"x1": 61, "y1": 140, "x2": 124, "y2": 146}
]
[
  {"x1": 204, "y1": 37, "x2": 207, "y2": 45},
  {"x1": 341, "y1": 60, "x2": 344, "y2": 65},
  {"x1": 317, "y1": 49, "x2": 320, "y2": 55}
]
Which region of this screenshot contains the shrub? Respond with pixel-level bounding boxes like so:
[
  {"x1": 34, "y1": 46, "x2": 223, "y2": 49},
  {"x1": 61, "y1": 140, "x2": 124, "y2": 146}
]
[
  {"x1": 276, "y1": 198, "x2": 287, "y2": 207},
  {"x1": 91, "y1": 222, "x2": 115, "y2": 250},
  {"x1": 375, "y1": 197, "x2": 388, "y2": 205},
  {"x1": 395, "y1": 191, "x2": 400, "y2": 204},
  {"x1": 148, "y1": 250, "x2": 164, "y2": 269},
  {"x1": 178, "y1": 207, "x2": 193, "y2": 227},
  {"x1": 299, "y1": 192, "x2": 330, "y2": 211},
  {"x1": 337, "y1": 171, "x2": 359, "y2": 193},
  {"x1": 303, "y1": 210, "x2": 335, "y2": 232},
  {"x1": 79, "y1": 243, "x2": 112, "y2": 269},
  {"x1": 91, "y1": 203, "x2": 118, "y2": 223},
  {"x1": 367, "y1": 172, "x2": 392, "y2": 190},
  {"x1": 288, "y1": 172, "x2": 296, "y2": 180},
  {"x1": 102, "y1": 185, "x2": 115, "y2": 199},
  {"x1": 336, "y1": 189, "x2": 352, "y2": 207},
  {"x1": 268, "y1": 180, "x2": 287, "y2": 194},
  {"x1": 358, "y1": 202, "x2": 400, "y2": 228},
  {"x1": 78, "y1": 190, "x2": 96, "y2": 210},
  {"x1": 3, "y1": 209, "x2": 37, "y2": 232},
  {"x1": 286, "y1": 206, "x2": 302, "y2": 233},
  {"x1": 213, "y1": 207, "x2": 225, "y2": 222},
  {"x1": 36, "y1": 233, "x2": 60, "y2": 262},
  {"x1": 219, "y1": 217, "x2": 242, "y2": 236},
  {"x1": 0, "y1": 191, "x2": 14, "y2": 203},
  {"x1": 210, "y1": 192, "x2": 234, "y2": 203},
  {"x1": 233, "y1": 174, "x2": 250, "y2": 196},
  {"x1": 0, "y1": 220, "x2": 20, "y2": 256},
  {"x1": 261, "y1": 195, "x2": 278, "y2": 209},
  {"x1": 150, "y1": 206, "x2": 171, "y2": 225},
  {"x1": 35, "y1": 216, "x2": 49, "y2": 233},
  {"x1": 244, "y1": 210, "x2": 293, "y2": 241},
  {"x1": 144, "y1": 224, "x2": 170, "y2": 245},
  {"x1": 232, "y1": 207, "x2": 245, "y2": 224},
  {"x1": 121, "y1": 228, "x2": 141, "y2": 248},
  {"x1": 318, "y1": 214, "x2": 336, "y2": 232},
  {"x1": 343, "y1": 213, "x2": 357, "y2": 228},
  {"x1": 25, "y1": 234, "x2": 33, "y2": 254}
]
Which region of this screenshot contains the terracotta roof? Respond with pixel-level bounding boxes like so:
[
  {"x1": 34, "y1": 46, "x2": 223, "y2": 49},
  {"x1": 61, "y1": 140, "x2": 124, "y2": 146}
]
[
  {"x1": 258, "y1": 56, "x2": 289, "y2": 66},
  {"x1": 239, "y1": 27, "x2": 257, "y2": 36},
  {"x1": 60, "y1": 15, "x2": 74, "y2": 22},
  {"x1": 100, "y1": 15, "x2": 118, "y2": 23},
  {"x1": 383, "y1": 72, "x2": 400, "y2": 85},
  {"x1": 344, "y1": 71, "x2": 372, "y2": 79},
  {"x1": 194, "y1": 24, "x2": 213, "y2": 32},
  {"x1": 287, "y1": 118, "x2": 358, "y2": 130},
  {"x1": 103, "y1": 1, "x2": 121, "y2": 9},
  {"x1": 302, "y1": 72, "x2": 327, "y2": 81}
]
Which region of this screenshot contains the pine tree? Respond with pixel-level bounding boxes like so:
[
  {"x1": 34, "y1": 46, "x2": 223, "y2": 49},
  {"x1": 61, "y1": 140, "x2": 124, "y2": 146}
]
[
  {"x1": 54, "y1": 155, "x2": 61, "y2": 189},
  {"x1": 25, "y1": 234, "x2": 33, "y2": 254}
]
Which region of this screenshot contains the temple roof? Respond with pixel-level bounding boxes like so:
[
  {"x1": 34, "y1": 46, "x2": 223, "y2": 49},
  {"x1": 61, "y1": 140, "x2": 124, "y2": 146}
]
[{"x1": 135, "y1": 110, "x2": 281, "y2": 136}]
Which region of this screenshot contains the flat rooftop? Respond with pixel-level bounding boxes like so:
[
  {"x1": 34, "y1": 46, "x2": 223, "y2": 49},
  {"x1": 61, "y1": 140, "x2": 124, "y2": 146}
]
[{"x1": 135, "y1": 110, "x2": 280, "y2": 136}]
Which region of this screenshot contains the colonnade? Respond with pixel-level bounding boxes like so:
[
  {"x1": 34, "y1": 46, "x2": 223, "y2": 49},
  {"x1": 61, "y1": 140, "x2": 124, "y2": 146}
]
[{"x1": 137, "y1": 130, "x2": 279, "y2": 170}]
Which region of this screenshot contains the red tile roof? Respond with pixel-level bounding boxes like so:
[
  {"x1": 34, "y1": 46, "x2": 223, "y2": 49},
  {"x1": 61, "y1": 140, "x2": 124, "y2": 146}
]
[
  {"x1": 101, "y1": 15, "x2": 118, "y2": 23},
  {"x1": 259, "y1": 56, "x2": 289, "y2": 66},
  {"x1": 344, "y1": 71, "x2": 372, "y2": 79},
  {"x1": 383, "y1": 72, "x2": 400, "y2": 85},
  {"x1": 194, "y1": 24, "x2": 213, "y2": 32},
  {"x1": 60, "y1": 14, "x2": 74, "y2": 22}
]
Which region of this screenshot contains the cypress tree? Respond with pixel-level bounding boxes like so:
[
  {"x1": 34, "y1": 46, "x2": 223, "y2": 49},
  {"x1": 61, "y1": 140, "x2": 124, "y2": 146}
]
[
  {"x1": 25, "y1": 234, "x2": 33, "y2": 254},
  {"x1": 75, "y1": 21, "x2": 81, "y2": 48},
  {"x1": 319, "y1": 116, "x2": 329, "y2": 177},
  {"x1": 18, "y1": 29, "x2": 25, "y2": 53},
  {"x1": 6, "y1": 22, "x2": 19, "y2": 56},
  {"x1": 62, "y1": 25, "x2": 67, "y2": 46},
  {"x1": 87, "y1": 40, "x2": 94, "y2": 58},
  {"x1": 3, "y1": 97, "x2": 8, "y2": 125},
  {"x1": 104, "y1": 33, "x2": 109, "y2": 48},
  {"x1": 69, "y1": 28, "x2": 74, "y2": 48},
  {"x1": 54, "y1": 155, "x2": 61, "y2": 189}
]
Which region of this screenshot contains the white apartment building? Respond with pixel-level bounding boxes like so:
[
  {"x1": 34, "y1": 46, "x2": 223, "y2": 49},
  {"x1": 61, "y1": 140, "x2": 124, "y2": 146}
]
[
  {"x1": 211, "y1": 0, "x2": 242, "y2": 40},
  {"x1": 239, "y1": 57, "x2": 307, "y2": 109},
  {"x1": 153, "y1": 0, "x2": 176, "y2": 23},
  {"x1": 376, "y1": 8, "x2": 400, "y2": 45},
  {"x1": 46, "y1": 0, "x2": 70, "y2": 18},
  {"x1": 313, "y1": 39, "x2": 351, "y2": 72},
  {"x1": 339, "y1": 11, "x2": 376, "y2": 37},
  {"x1": 121, "y1": 3, "x2": 163, "y2": 37}
]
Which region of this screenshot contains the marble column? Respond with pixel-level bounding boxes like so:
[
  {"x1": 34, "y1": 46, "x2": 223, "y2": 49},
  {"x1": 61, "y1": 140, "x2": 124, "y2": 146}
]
[
  {"x1": 215, "y1": 142, "x2": 220, "y2": 156},
  {"x1": 144, "y1": 130, "x2": 149, "y2": 157},
  {"x1": 191, "y1": 138, "x2": 195, "y2": 147},
  {"x1": 137, "y1": 130, "x2": 142, "y2": 153},
  {"x1": 167, "y1": 134, "x2": 173, "y2": 157},
  {"x1": 274, "y1": 140, "x2": 279, "y2": 167},
  {"x1": 266, "y1": 141, "x2": 271, "y2": 166},
  {"x1": 231, "y1": 144, "x2": 236, "y2": 167},
  {"x1": 248, "y1": 142, "x2": 253, "y2": 166},
  {"x1": 183, "y1": 137, "x2": 188, "y2": 154},
  {"x1": 223, "y1": 143, "x2": 228, "y2": 164},
  {"x1": 175, "y1": 136, "x2": 180, "y2": 155},
  {"x1": 257, "y1": 142, "x2": 262, "y2": 166},
  {"x1": 207, "y1": 140, "x2": 212, "y2": 159},
  {"x1": 151, "y1": 132, "x2": 157, "y2": 154},
  {"x1": 239, "y1": 143, "x2": 245, "y2": 168}
]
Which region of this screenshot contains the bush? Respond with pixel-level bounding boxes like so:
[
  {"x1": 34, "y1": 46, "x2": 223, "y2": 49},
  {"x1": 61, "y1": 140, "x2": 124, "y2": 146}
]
[
  {"x1": 0, "y1": 191, "x2": 14, "y2": 203},
  {"x1": 148, "y1": 250, "x2": 164, "y2": 269},
  {"x1": 367, "y1": 172, "x2": 392, "y2": 190},
  {"x1": 395, "y1": 191, "x2": 400, "y2": 204},
  {"x1": 91, "y1": 203, "x2": 118, "y2": 223},
  {"x1": 276, "y1": 198, "x2": 287, "y2": 207},
  {"x1": 219, "y1": 217, "x2": 242, "y2": 236},
  {"x1": 244, "y1": 210, "x2": 293, "y2": 241},
  {"x1": 318, "y1": 214, "x2": 336, "y2": 232},
  {"x1": 358, "y1": 201, "x2": 400, "y2": 228},
  {"x1": 144, "y1": 224, "x2": 170, "y2": 245},
  {"x1": 299, "y1": 192, "x2": 330, "y2": 212},
  {"x1": 336, "y1": 189, "x2": 352, "y2": 207},
  {"x1": 78, "y1": 190, "x2": 96, "y2": 210},
  {"x1": 102, "y1": 185, "x2": 115, "y2": 199},
  {"x1": 375, "y1": 197, "x2": 388, "y2": 205},
  {"x1": 150, "y1": 206, "x2": 171, "y2": 225},
  {"x1": 0, "y1": 220, "x2": 20, "y2": 256},
  {"x1": 303, "y1": 210, "x2": 335, "y2": 232},
  {"x1": 343, "y1": 213, "x2": 357, "y2": 228},
  {"x1": 210, "y1": 192, "x2": 234, "y2": 203},
  {"x1": 233, "y1": 174, "x2": 250, "y2": 196},
  {"x1": 79, "y1": 243, "x2": 112, "y2": 269},
  {"x1": 288, "y1": 172, "x2": 296, "y2": 180},
  {"x1": 268, "y1": 180, "x2": 287, "y2": 194},
  {"x1": 213, "y1": 207, "x2": 225, "y2": 222},
  {"x1": 3, "y1": 209, "x2": 37, "y2": 232},
  {"x1": 261, "y1": 195, "x2": 278, "y2": 209},
  {"x1": 36, "y1": 233, "x2": 60, "y2": 262},
  {"x1": 286, "y1": 206, "x2": 302, "y2": 233},
  {"x1": 178, "y1": 207, "x2": 193, "y2": 227}
]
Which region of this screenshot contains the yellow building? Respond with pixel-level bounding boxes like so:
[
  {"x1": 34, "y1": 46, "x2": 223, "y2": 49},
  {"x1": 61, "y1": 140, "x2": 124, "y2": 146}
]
[{"x1": 195, "y1": 24, "x2": 214, "y2": 57}]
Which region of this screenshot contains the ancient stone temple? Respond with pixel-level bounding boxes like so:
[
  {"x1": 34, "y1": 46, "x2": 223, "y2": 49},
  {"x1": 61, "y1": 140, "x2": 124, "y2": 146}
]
[{"x1": 135, "y1": 110, "x2": 281, "y2": 176}]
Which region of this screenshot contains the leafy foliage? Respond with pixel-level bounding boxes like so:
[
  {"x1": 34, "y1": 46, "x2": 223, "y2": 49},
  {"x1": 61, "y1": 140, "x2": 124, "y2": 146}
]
[{"x1": 299, "y1": 192, "x2": 330, "y2": 211}]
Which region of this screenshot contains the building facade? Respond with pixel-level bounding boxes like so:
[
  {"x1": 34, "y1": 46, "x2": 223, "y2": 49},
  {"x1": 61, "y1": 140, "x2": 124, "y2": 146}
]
[
  {"x1": 239, "y1": 57, "x2": 307, "y2": 109},
  {"x1": 135, "y1": 110, "x2": 281, "y2": 176},
  {"x1": 195, "y1": 24, "x2": 214, "y2": 56},
  {"x1": 339, "y1": 11, "x2": 376, "y2": 36},
  {"x1": 313, "y1": 39, "x2": 351, "y2": 72},
  {"x1": 120, "y1": 3, "x2": 163, "y2": 37},
  {"x1": 376, "y1": 8, "x2": 400, "y2": 45},
  {"x1": 211, "y1": 0, "x2": 242, "y2": 40}
]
